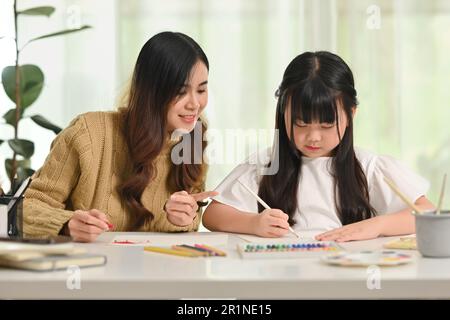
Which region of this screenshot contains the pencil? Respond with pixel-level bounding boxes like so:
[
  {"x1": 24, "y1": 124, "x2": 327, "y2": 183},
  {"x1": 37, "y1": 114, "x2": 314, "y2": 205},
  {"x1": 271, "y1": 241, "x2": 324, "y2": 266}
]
[
  {"x1": 195, "y1": 244, "x2": 227, "y2": 257},
  {"x1": 144, "y1": 246, "x2": 200, "y2": 257},
  {"x1": 383, "y1": 176, "x2": 423, "y2": 214},
  {"x1": 237, "y1": 179, "x2": 300, "y2": 238},
  {"x1": 183, "y1": 244, "x2": 215, "y2": 256},
  {"x1": 172, "y1": 245, "x2": 209, "y2": 256}
]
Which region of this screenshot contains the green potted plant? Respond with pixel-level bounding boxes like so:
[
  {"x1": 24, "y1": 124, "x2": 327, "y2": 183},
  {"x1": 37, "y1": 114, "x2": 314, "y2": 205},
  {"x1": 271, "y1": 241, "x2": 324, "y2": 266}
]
[{"x1": 0, "y1": 1, "x2": 91, "y2": 192}]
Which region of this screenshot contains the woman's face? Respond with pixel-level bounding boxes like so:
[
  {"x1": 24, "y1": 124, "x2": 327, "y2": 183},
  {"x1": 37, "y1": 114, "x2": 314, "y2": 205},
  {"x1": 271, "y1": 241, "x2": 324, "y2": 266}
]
[
  {"x1": 284, "y1": 99, "x2": 353, "y2": 158},
  {"x1": 166, "y1": 61, "x2": 209, "y2": 133}
]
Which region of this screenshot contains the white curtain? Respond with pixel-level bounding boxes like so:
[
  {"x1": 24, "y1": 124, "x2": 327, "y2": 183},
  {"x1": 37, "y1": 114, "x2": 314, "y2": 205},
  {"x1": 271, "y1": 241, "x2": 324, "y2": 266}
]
[{"x1": 1, "y1": 0, "x2": 449, "y2": 209}]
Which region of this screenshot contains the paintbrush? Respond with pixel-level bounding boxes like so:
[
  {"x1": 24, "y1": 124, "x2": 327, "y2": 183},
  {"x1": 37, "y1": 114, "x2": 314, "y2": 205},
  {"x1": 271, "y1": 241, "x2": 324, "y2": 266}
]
[
  {"x1": 383, "y1": 176, "x2": 423, "y2": 214},
  {"x1": 436, "y1": 173, "x2": 447, "y2": 215},
  {"x1": 237, "y1": 179, "x2": 300, "y2": 238}
]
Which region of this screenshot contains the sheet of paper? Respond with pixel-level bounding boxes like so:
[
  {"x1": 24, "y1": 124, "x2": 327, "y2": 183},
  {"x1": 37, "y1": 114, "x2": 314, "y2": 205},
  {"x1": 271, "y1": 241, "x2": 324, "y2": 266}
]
[
  {"x1": 110, "y1": 232, "x2": 229, "y2": 246},
  {"x1": 236, "y1": 229, "x2": 327, "y2": 243},
  {"x1": 0, "y1": 205, "x2": 7, "y2": 237},
  {"x1": 0, "y1": 241, "x2": 74, "y2": 254}
]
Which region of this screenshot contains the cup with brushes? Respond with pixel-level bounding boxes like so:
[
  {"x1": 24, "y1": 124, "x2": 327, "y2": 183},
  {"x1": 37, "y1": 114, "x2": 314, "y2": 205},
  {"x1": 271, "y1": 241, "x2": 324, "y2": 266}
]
[{"x1": 384, "y1": 174, "x2": 450, "y2": 258}]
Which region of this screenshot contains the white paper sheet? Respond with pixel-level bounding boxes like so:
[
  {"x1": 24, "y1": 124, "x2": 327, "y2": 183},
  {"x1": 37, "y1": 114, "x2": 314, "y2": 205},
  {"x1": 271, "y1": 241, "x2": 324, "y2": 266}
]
[
  {"x1": 110, "y1": 232, "x2": 229, "y2": 246},
  {"x1": 0, "y1": 205, "x2": 7, "y2": 237}
]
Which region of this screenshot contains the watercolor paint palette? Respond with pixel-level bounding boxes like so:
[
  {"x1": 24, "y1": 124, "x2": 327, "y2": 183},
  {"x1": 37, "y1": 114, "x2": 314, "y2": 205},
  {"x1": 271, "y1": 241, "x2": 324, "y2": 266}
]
[
  {"x1": 237, "y1": 241, "x2": 342, "y2": 259},
  {"x1": 321, "y1": 250, "x2": 414, "y2": 267}
]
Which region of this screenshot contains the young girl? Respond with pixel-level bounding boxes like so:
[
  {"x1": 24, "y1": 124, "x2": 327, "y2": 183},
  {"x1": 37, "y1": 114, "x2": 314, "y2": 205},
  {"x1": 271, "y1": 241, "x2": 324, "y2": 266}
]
[
  {"x1": 203, "y1": 51, "x2": 434, "y2": 242},
  {"x1": 23, "y1": 32, "x2": 217, "y2": 242}
]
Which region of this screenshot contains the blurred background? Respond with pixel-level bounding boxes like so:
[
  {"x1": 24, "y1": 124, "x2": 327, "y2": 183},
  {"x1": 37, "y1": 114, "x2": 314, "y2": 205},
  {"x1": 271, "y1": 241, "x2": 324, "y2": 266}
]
[{"x1": 1, "y1": 0, "x2": 449, "y2": 209}]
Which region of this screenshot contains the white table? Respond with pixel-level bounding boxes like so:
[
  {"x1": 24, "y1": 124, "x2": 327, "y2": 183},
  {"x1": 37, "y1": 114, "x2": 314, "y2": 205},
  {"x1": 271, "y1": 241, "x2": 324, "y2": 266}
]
[{"x1": 1, "y1": 232, "x2": 450, "y2": 299}]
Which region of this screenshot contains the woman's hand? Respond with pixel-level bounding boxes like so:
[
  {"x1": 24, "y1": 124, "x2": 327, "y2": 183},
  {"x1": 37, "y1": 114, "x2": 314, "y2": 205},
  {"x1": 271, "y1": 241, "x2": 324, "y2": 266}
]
[
  {"x1": 252, "y1": 209, "x2": 290, "y2": 238},
  {"x1": 315, "y1": 216, "x2": 385, "y2": 242},
  {"x1": 66, "y1": 209, "x2": 113, "y2": 243},
  {"x1": 165, "y1": 190, "x2": 219, "y2": 227}
]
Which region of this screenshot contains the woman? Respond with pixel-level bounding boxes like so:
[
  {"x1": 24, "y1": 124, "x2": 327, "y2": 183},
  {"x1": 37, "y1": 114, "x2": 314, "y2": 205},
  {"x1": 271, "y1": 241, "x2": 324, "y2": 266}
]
[{"x1": 24, "y1": 31, "x2": 217, "y2": 242}]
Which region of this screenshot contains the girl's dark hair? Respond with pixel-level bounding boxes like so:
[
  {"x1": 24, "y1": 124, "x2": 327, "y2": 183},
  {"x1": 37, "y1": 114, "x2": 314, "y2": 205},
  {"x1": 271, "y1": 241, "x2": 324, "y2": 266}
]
[
  {"x1": 118, "y1": 31, "x2": 209, "y2": 229},
  {"x1": 258, "y1": 51, "x2": 376, "y2": 226}
]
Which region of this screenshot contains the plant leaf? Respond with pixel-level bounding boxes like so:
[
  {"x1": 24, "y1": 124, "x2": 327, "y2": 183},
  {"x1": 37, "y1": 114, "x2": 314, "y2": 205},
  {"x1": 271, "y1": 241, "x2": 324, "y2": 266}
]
[
  {"x1": 22, "y1": 81, "x2": 44, "y2": 108},
  {"x1": 2, "y1": 108, "x2": 23, "y2": 126},
  {"x1": 5, "y1": 158, "x2": 31, "y2": 180},
  {"x1": 17, "y1": 167, "x2": 35, "y2": 181},
  {"x1": 31, "y1": 115, "x2": 62, "y2": 134},
  {"x1": 1, "y1": 64, "x2": 44, "y2": 108},
  {"x1": 27, "y1": 25, "x2": 92, "y2": 43},
  {"x1": 18, "y1": 6, "x2": 55, "y2": 17},
  {"x1": 8, "y1": 139, "x2": 35, "y2": 158}
]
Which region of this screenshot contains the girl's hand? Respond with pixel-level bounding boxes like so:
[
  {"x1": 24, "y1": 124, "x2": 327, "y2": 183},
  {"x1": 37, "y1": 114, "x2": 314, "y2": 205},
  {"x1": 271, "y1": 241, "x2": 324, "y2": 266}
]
[
  {"x1": 67, "y1": 209, "x2": 113, "y2": 243},
  {"x1": 315, "y1": 216, "x2": 385, "y2": 242},
  {"x1": 252, "y1": 209, "x2": 290, "y2": 238},
  {"x1": 165, "y1": 190, "x2": 219, "y2": 227}
]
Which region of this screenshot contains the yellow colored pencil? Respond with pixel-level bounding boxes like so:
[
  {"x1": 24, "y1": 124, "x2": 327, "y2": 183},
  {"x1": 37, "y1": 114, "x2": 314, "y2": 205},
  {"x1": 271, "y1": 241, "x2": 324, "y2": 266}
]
[
  {"x1": 144, "y1": 246, "x2": 200, "y2": 257},
  {"x1": 172, "y1": 245, "x2": 209, "y2": 256}
]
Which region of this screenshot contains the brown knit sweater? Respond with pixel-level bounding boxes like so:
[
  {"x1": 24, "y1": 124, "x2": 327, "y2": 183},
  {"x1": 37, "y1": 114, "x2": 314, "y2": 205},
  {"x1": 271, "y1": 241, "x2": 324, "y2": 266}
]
[{"x1": 23, "y1": 111, "x2": 204, "y2": 237}]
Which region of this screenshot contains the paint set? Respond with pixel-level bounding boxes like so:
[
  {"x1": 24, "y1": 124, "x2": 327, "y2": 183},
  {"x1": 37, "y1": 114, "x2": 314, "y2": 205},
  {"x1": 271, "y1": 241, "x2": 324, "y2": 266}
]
[{"x1": 237, "y1": 241, "x2": 342, "y2": 259}]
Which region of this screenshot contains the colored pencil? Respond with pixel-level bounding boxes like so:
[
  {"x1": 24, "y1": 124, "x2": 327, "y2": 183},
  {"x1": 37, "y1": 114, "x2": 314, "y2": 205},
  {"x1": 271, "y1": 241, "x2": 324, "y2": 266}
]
[
  {"x1": 172, "y1": 245, "x2": 209, "y2": 256},
  {"x1": 178, "y1": 244, "x2": 215, "y2": 256},
  {"x1": 195, "y1": 244, "x2": 227, "y2": 257},
  {"x1": 144, "y1": 246, "x2": 199, "y2": 257}
]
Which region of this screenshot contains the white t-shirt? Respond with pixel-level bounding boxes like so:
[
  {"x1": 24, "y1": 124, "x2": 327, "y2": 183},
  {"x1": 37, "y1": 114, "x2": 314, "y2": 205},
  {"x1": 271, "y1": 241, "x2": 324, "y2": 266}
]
[{"x1": 213, "y1": 147, "x2": 430, "y2": 232}]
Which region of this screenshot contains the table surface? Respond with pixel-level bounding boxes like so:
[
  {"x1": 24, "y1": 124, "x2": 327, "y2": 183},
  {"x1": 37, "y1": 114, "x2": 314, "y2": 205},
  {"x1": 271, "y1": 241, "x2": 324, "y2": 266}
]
[{"x1": 1, "y1": 231, "x2": 450, "y2": 299}]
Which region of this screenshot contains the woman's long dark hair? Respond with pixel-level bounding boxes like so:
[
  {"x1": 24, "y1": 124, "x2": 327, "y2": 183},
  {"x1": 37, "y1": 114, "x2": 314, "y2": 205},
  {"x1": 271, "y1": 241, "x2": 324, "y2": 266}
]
[
  {"x1": 258, "y1": 51, "x2": 375, "y2": 226},
  {"x1": 118, "y1": 32, "x2": 209, "y2": 229}
]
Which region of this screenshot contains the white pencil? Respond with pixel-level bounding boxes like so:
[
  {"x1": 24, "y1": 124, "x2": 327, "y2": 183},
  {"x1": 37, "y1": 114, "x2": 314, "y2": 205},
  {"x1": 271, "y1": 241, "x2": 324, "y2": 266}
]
[{"x1": 237, "y1": 179, "x2": 300, "y2": 238}]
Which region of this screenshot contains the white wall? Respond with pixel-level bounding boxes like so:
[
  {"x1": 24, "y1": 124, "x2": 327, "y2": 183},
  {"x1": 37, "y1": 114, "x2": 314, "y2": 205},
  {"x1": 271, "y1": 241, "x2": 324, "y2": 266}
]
[
  {"x1": 0, "y1": 0, "x2": 119, "y2": 191},
  {"x1": 1, "y1": 0, "x2": 449, "y2": 208}
]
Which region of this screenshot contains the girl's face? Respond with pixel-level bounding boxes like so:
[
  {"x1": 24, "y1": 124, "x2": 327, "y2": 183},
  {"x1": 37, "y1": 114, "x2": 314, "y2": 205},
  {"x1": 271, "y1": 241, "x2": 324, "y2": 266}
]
[
  {"x1": 284, "y1": 100, "x2": 354, "y2": 158},
  {"x1": 167, "y1": 60, "x2": 209, "y2": 133}
]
